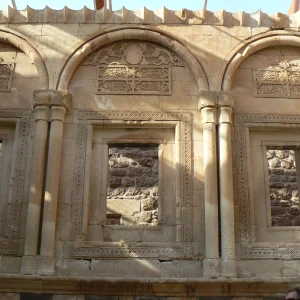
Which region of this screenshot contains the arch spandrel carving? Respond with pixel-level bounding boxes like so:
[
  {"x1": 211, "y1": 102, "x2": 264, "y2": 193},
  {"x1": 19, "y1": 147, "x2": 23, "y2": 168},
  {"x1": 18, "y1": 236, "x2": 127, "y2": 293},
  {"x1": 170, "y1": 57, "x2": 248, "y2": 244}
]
[
  {"x1": 220, "y1": 31, "x2": 300, "y2": 91},
  {"x1": 57, "y1": 28, "x2": 209, "y2": 92},
  {"x1": 80, "y1": 41, "x2": 185, "y2": 96},
  {"x1": 0, "y1": 29, "x2": 48, "y2": 90}
]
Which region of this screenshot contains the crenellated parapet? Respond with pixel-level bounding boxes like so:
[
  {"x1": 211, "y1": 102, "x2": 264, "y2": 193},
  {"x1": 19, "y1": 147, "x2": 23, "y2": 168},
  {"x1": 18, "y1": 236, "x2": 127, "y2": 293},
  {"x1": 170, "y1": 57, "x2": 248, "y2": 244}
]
[{"x1": 0, "y1": 5, "x2": 299, "y2": 27}]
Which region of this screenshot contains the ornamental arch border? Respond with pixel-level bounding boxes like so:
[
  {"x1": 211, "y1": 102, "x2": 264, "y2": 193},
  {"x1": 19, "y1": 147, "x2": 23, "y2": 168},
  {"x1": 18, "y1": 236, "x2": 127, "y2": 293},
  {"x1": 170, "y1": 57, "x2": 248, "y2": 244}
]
[
  {"x1": 0, "y1": 28, "x2": 49, "y2": 89},
  {"x1": 56, "y1": 26, "x2": 210, "y2": 91},
  {"x1": 219, "y1": 30, "x2": 300, "y2": 91}
]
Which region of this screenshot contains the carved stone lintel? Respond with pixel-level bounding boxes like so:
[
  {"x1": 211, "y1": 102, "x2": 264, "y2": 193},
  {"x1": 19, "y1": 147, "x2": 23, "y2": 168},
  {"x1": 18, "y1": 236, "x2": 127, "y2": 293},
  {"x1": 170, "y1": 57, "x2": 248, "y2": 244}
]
[
  {"x1": 198, "y1": 90, "x2": 234, "y2": 109},
  {"x1": 33, "y1": 90, "x2": 72, "y2": 111}
]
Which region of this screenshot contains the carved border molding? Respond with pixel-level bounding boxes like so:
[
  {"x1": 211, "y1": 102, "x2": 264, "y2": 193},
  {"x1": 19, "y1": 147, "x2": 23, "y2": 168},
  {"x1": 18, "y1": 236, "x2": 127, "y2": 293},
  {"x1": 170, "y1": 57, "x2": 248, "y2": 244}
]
[
  {"x1": 235, "y1": 113, "x2": 300, "y2": 259},
  {"x1": 0, "y1": 63, "x2": 14, "y2": 93},
  {"x1": 70, "y1": 109, "x2": 193, "y2": 259},
  {"x1": 0, "y1": 109, "x2": 31, "y2": 255}
]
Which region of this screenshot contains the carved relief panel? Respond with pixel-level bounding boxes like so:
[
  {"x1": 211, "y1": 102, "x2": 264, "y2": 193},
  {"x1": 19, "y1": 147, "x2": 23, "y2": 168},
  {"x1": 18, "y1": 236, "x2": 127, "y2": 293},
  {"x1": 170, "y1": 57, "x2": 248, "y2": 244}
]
[
  {"x1": 254, "y1": 60, "x2": 300, "y2": 98},
  {"x1": 82, "y1": 42, "x2": 183, "y2": 95},
  {"x1": 0, "y1": 61, "x2": 14, "y2": 93}
]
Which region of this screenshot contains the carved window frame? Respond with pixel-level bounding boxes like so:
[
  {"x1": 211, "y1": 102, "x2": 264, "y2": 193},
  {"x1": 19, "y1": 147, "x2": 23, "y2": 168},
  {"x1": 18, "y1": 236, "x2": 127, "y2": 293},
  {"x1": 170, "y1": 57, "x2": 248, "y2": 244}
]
[
  {"x1": 235, "y1": 113, "x2": 300, "y2": 259},
  {"x1": 0, "y1": 63, "x2": 15, "y2": 93},
  {"x1": 0, "y1": 109, "x2": 31, "y2": 255},
  {"x1": 70, "y1": 110, "x2": 193, "y2": 259}
]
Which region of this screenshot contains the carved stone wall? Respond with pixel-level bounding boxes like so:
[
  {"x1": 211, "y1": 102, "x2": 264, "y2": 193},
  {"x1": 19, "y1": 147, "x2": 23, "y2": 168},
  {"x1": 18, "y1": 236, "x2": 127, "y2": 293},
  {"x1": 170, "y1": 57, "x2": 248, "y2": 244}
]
[
  {"x1": 82, "y1": 42, "x2": 183, "y2": 95},
  {"x1": 254, "y1": 60, "x2": 300, "y2": 98},
  {"x1": 107, "y1": 144, "x2": 159, "y2": 226},
  {"x1": 0, "y1": 62, "x2": 14, "y2": 92},
  {"x1": 267, "y1": 149, "x2": 300, "y2": 226}
]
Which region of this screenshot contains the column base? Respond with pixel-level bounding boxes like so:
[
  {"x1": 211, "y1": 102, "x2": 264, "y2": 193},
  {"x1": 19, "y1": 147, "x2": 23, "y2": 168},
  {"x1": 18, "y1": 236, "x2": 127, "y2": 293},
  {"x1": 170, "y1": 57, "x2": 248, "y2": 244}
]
[
  {"x1": 21, "y1": 256, "x2": 37, "y2": 275},
  {"x1": 221, "y1": 259, "x2": 237, "y2": 278},
  {"x1": 37, "y1": 256, "x2": 56, "y2": 275},
  {"x1": 202, "y1": 258, "x2": 221, "y2": 278}
]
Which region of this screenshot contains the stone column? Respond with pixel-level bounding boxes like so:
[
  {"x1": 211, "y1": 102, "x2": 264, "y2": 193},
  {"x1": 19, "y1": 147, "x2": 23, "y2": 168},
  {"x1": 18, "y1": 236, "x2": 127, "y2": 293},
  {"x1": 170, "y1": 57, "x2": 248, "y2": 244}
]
[
  {"x1": 22, "y1": 98, "x2": 50, "y2": 274},
  {"x1": 39, "y1": 90, "x2": 71, "y2": 275},
  {"x1": 199, "y1": 91, "x2": 220, "y2": 278},
  {"x1": 218, "y1": 93, "x2": 237, "y2": 278}
]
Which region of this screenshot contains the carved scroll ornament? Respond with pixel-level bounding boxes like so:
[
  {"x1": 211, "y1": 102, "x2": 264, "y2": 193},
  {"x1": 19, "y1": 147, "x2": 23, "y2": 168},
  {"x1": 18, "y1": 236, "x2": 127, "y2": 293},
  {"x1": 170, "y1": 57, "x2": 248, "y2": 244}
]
[
  {"x1": 83, "y1": 42, "x2": 183, "y2": 95},
  {"x1": 0, "y1": 62, "x2": 14, "y2": 93},
  {"x1": 254, "y1": 60, "x2": 300, "y2": 98}
]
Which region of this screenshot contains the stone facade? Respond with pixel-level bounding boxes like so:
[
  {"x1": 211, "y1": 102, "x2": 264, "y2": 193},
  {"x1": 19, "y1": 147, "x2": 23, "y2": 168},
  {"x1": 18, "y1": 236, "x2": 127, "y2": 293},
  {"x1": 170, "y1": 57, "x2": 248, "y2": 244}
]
[{"x1": 0, "y1": 4, "x2": 300, "y2": 299}]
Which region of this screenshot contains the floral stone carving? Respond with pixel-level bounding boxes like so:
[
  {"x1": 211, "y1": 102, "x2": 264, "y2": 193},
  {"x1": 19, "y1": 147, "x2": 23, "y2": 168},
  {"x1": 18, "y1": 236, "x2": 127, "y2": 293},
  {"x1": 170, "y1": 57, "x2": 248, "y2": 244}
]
[
  {"x1": 0, "y1": 62, "x2": 14, "y2": 92},
  {"x1": 83, "y1": 42, "x2": 183, "y2": 95},
  {"x1": 254, "y1": 59, "x2": 300, "y2": 98}
]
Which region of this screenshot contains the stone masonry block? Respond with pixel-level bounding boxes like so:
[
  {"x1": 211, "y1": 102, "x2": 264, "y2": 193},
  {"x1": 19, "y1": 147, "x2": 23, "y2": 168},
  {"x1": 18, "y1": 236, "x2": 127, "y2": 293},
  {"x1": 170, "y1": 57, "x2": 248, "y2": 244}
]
[
  {"x1": 1, "y1": 256, "x2": 22, "y2": 274},
  {"x1": 91, "y1": 260, "x2": 115, "y2": 277},
  {"x1": 115, "y1": 259, "x2": 160, "y2": 278},
  {"x1": 237, "y1": 260, "x2": 282, "y2": 278},
  {"x1": 62, "y1": 259, "x2": 90, "y2": 276}
]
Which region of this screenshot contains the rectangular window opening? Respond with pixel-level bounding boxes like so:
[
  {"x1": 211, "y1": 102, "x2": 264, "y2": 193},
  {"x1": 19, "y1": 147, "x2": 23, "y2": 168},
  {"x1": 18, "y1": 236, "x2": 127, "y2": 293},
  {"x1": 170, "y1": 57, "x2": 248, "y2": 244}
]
[
  {"x1": 106, "y1": 143, "x2": 159, "y2": 226},
  {"x1": 267, "y1": 147, "x2": 300, "y2": 227}
]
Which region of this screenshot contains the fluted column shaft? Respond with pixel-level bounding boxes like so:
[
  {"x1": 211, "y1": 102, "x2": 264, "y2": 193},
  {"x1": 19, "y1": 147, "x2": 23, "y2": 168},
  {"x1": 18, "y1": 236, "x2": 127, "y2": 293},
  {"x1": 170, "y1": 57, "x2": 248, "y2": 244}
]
[
  {"x1": 40, "y1": 106, "x2": 67, "y2": 258},
  {"x1": 24, "y1": 105, "x2": 49, "y2": 257},
  {"x1": 219, "y1": 106, "x2": 237, "y2": 277}
]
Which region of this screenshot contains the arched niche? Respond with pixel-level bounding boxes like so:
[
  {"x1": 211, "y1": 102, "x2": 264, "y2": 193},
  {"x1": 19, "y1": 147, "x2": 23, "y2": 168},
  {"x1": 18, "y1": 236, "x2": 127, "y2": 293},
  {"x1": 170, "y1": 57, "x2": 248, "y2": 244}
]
[
  {"x1": 0, "y1": 29, "x2": 49, "y2": 107},
  {"x1": 56, "y1": 27, "x2": 209, "y2": 96}
]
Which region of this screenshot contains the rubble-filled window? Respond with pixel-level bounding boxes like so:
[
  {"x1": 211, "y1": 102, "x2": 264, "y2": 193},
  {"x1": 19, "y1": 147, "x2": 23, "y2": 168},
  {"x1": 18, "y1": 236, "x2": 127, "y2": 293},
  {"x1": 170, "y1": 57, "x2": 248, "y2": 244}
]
[
  {"x1": 106, "y1": 143, "x2": 159, "y2": 226},
  {"x1": 267, "y1": 147, "x2": 300, "y2": 226}
]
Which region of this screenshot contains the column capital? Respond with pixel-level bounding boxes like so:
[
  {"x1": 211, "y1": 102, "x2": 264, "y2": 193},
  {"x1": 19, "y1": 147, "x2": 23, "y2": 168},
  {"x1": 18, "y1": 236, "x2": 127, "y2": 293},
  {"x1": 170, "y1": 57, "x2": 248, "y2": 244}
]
[
  {"x1": 33, "y1": 90, "x2": 72, "y2": 111},
  {"x1": 198, "y1": 90, "x2": 234, "y2": 109},
  {"x1": 201, "y1": 106, "x2": 217, "y2": 125},
  {"x1": 34, "y1": 105, "x2": 50, "y2": 122},
  {"x1": 219, "y1": 106, "x2": 233, "y2": 124},
  {"x1": 50, "y1": 106, "x2": 67, "y2": 122}
]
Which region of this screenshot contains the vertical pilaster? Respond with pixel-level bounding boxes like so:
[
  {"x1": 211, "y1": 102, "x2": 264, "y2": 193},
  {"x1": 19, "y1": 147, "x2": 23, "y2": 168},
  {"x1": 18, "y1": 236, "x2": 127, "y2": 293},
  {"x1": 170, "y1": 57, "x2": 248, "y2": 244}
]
[
  {"x1": 32, "y1": 90, "x2": 71, "y2": 275},
  {"x1": 22, "y1": 104, "x2": 50, "y2": 274},
  {"x1": 218, "y1": 96, "x2": 237, "y2": 277},
  {"x1": 199, "y1": 91, "x2": 220, "y2": 278}
]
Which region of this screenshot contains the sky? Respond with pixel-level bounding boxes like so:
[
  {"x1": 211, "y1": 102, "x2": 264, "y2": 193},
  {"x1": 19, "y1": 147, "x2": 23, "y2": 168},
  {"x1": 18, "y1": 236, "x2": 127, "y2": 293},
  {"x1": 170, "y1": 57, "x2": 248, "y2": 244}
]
[{"x1": 0, "y1": 0, "x2": 289, "y2": 15}]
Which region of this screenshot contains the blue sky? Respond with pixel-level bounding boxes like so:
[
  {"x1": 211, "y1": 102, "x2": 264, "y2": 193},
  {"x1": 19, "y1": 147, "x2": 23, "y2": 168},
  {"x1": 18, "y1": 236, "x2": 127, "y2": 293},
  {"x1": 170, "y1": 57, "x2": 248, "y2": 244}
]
[{"x1": 0, "y1": 0, "x2": 290, "y2": 14}]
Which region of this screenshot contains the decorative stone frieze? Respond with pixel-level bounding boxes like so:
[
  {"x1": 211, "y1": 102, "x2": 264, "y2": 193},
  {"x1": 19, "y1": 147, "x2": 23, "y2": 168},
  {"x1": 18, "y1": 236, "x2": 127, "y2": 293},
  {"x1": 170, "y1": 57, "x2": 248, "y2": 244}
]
[
  {"x1": 254, "y1": 60, "x2": 300, "y2": 98},
  {"x1": 0, "y1": 109, "x2": 31, "y2": 256},
  {"x1": 0, "y1": 62, "x2": 14, "y2": 92},
  {"x1": 82, "y1": 42, "x2": 183, "y2": 95},
  {"x1": 235, "y1": 113, "x2": 300, "y2": 259}
]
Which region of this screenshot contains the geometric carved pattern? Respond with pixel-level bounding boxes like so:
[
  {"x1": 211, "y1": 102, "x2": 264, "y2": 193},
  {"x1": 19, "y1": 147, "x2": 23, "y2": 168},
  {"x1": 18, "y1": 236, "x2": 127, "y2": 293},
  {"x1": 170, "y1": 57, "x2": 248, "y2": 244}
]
[
  {"x1": 254, "y1": 60, "x2": 300, "y2": 98},
  {"x1": 70, "y1": 110, "x2": 193, "y2": 259},
  {"x1": 0, "y1": 63, "x2": 14, "y2": 93},
  {"x1": 97, "y1": 65, "x2": 171, "y2": 95},
  {"x1": 0, "y1": 109, "x2": 31, "y2": 255},
  {"x1": 83, "y1": 42, "x2": 183, "y2": 96},
  {"x1": 235, "y1": 113, "x2": 300, "y2": 259}
]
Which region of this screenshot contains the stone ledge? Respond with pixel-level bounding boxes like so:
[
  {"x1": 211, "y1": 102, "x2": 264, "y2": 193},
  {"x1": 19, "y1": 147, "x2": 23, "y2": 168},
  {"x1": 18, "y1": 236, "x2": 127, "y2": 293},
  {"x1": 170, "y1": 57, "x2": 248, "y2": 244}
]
[{"x1": 0, "y1": 275, "x2": 299, "y2": 296}]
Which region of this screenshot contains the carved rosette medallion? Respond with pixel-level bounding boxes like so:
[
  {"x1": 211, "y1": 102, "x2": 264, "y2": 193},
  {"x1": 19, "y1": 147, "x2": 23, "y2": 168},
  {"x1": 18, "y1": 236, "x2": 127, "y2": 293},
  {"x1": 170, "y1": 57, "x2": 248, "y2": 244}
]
[
  {"x1": 254, "y1": 60, "x2": 300, "y2": 98},
  {"x1": 83, "y1": 42, "x2": 183, "y2": 95},
  {"x1": 0, "y1": 62, "x2": 14, "y2": 93}
]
